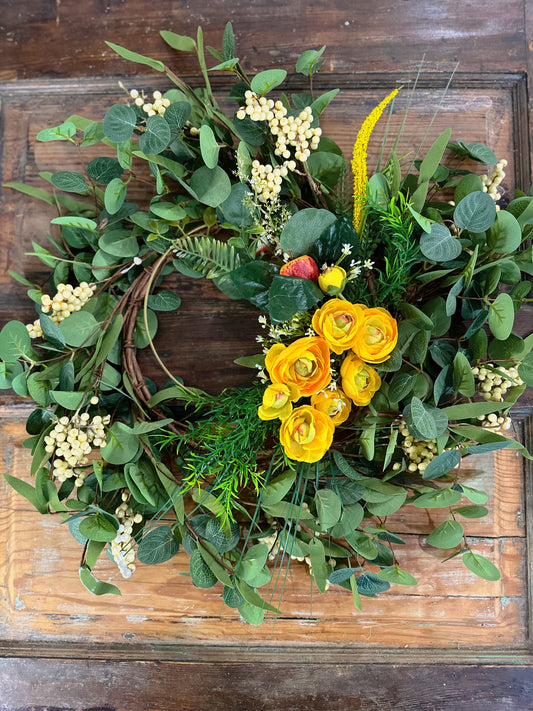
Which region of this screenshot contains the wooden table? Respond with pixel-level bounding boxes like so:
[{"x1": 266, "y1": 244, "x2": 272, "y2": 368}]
[{"x1": 1, "y1": 1, "x2": 533, "y2": 708}]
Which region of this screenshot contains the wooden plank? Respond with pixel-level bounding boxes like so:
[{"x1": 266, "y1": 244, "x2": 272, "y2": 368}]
[
  {"x1": 1, "y1": 657, "x2": 533, "y2": 711},
  {"x1": 0, "y1": 417, "x2": 527, "y2": 649},
  {"x1": 0, "y1": 0, "x2": 528, "y2": 80}
]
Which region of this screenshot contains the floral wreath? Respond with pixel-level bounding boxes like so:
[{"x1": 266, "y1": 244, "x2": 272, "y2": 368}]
[{"x1": 3, "y1": 24, "x2": 533, "y2": 624}]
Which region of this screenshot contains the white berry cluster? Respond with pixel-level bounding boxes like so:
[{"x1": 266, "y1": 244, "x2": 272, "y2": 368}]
[
  {"x1": 110, "y1": 491, "x2": 143, "y2": 578},
  {"x1": 45, "y1": 412, "x2": 110, "y2": 486},
  {"x1": 251, "y1": 159, "x2": 293, "y2": 202},
  {"x1": 237, "y1": 91, "x2": 321, "y2": 161},
  {"x1": 481, "y1": 158, "x2": 508, "y2": 203},
  {"x1": 472, "y1": 363, "x2": 523, "y2": 401},
  {"x1": 129, "y1": 88, "x2": 170, "y2": 117},
  {"x1": 26, "y1": 282, "x2": 96, "y2": 339},
  {"x1": 477, "y1": 412, "x2": 512, "y2": 431},
  {"x1": 397, "y1": 423, "x2": 439, "y2": 474}
]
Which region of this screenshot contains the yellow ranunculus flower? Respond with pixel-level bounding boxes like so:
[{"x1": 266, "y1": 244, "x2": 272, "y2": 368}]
[
  {"x1": 352, "y1": 306, "x2": 398, "y2": 364},
  {"x1": 258, "y1": 382, "x2": 300, "y2": 421},
  {"x1": 311, "y1": 387, "x2": 352, "y2": 425},
  {"x1": 340, "y1": 352, "x2": 381, "y2": 406},
  {"x1": 311, "y1": 298, "x2": 364, "y2": 355},
  {"x1": 265, "y1": 336, "x2": 331, "y2": 397},
  {"x1": 279, "y1": 405, "x2": 335, "y2": 463},
  {"x1": 318, "y1": 265, "x2": 346, "y2": 295}
]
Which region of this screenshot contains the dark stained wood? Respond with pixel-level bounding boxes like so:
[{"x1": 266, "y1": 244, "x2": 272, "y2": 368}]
[
  {"x1": 0, "y1": 0, "x2": 528, "y2": 80},
  {"x1": 1, "y1": 657, "x2": 533, "y2": 711}
]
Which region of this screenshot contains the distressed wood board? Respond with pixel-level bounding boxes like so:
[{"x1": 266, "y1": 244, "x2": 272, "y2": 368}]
[{"x1": 0, "y1": 410, "x2": 529, "y2": 651}]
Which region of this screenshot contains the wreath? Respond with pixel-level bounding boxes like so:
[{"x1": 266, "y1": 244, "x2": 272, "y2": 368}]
[{"x1": 3, "y1": 24, "x2": 533, "y2": 624}]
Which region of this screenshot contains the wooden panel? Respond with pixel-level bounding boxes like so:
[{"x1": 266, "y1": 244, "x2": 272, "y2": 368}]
[
  {"x1": 0, "y1": 412, "x2": 528, "y2": 650},
  {"x1": 0, "y1": 0, "x2": 528, "y2": 80},
  {"x1": 1, "y1": 78, "x2": 530, "y2": 396},
  {"x1": 1, "y1": 658, "x2": 533, "y2": 711}
]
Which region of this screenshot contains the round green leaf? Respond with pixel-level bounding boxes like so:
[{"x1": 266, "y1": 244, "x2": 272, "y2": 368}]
[
  {"x1": 426, "y1": 520, "x2": 464, "y2": 548},
  {"x1": 453, "y1": 191, "x2": 497, "y2": 232},
  {"x1": 488, "y1": 292, "x2": 514, "y2": 340},
  {"x1": 404, "y1": 396, "x2": 449, "y2": 440},
  {"x1": 87, "y1": 157, "x2": 124, "y2": 185},
  {"x1": 100, "y1": 423, "x2": 141, "y2": 465},
  {"x1": 420, "y1": 223, "x2": 462, "y2": 262},
  {"x1": 518, "y1": 352, "x2": 533, "y2": 386},
  {"x1": 50, "y1": 171, "x2": 89, "y2": 194},
  {"x1": 137, "y1": 526, "x2": 180, "y2": 564},
  {"x1": 139, "y1": 115, "x2": 171, "y2": 155},
  {"x1": 99, "y1": 229, "x2": 139, "y2": 258},
  {"x1": 315, "y1": 489, "x2": 342, "y2": 529},
  {"x1": 487, "y1": 210, "x2": 522, "y2": 253},
  {"x1": 199, "y1": 124, "x2": 220, "y2": 169},
  {"x1": 59, "y1": 311, "x2": 100, "y2": 347},
  {"x1": 103, "y1": 104, "x2": 137, "y2": 143},
  {"x1": 147, "y1": 290, "x2": 182, "y2": 311},
  {"x1": 422, "y1": 449, "x2": 461, "y2": 480},
  {"x1": 462, "y1": 550, "x2": 501, "y2": 581},
  {"x1": 0, "y1": 321, "x2": 33, "y2": 362},
  {"x1": 189, "y1": 166, "x2": 232, "y2": 208},
  {"x1": 50, "y1": 390, "x2": 85, "y2": 410},
  {"x1": 355, "y1": 572, "x2": 390, "y2": 596},
  {"x1": 454, "y1": 173, "x2": 484, "y2": 204},
  {"x1": 377, "y1": 566, "x2": 417, "y2": 586},
  {"x1": 261, "y1": 469, "x2": 297, "y2": 505},
  {"x1": 104, "y1": 178, "x2": 127, "y2": 215},
  {"x1": 250, "y1": 69, "x2": 287, "y2": 95},
  {"x1": 79, "y1": 566, "x2": 121, "y2": 596},
  {"x1": 79, "y1": 514, "x2": 118, "y2": 542},
  {"x1": 280, "y1": 208, "x2": 337, "y2": 257},
  {"x1": 163, "y1": 101, "x2": 191, "y2": 132},
  {"x1": 189, "y1": 549, "x2": 218, "y2": 588},
  {"x1": 238, "y1": 543, "x2": 269, "y2": 583},
  {"x1": 413, "y1": 487, "x2": 463, "y2": 509}
]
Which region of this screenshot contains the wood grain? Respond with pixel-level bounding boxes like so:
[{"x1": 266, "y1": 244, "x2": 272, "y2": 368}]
[
  {"x1": 0, "y1": 415, "x2": 527, "y2": 649},
  {"x1": 1, "y1": 1, "x2": 533, "y2": 706},
  {"x1": 0, "y1": 0, "x2": 528, "y2": 81},
  {"x1": 1, "y1": 657, "x2": 533, "y2": 711}
]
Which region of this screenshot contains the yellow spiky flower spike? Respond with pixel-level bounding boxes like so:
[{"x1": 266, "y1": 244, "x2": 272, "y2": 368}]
[{"x1": 351, "y1": 89, "x2": 399, "y2": 232}]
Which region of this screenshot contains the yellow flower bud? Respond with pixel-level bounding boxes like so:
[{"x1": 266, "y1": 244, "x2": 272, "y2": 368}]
[{"x1": 318, "y1": 266, "x2": 347, "y2": 295}]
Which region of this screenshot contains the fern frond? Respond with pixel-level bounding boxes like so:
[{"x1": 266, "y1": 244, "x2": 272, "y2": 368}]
[{"x1": 173, "y1": 235, "x2": 242, "y2": 278}]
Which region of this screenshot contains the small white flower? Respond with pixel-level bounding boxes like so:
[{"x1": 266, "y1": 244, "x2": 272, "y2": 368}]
[
  {"x1": 341, "y1": 243, "x2": 352, "y2": 255},
  {"x1": 363, "y1": 259, "x2": 374, "y2": 269}
]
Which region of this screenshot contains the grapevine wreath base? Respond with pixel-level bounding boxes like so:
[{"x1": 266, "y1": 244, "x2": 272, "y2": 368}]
[{"x1": 3, "y1": 24, "x2": 533, "y2": 625}]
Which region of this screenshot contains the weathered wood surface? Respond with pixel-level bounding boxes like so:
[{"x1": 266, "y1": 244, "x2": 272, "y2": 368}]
[
  {"x1": 0, "y1": 0, "x2": 529, "y2": 81},
  {"x1": 1, "y1": 658, "x2": 533, "y2": 711},
  {"x1": 1, "y1": 0, "x2": 533, "y2": 708},
  {"x1": 0, "y1": 413, "x2": 528, "y2": 650}
]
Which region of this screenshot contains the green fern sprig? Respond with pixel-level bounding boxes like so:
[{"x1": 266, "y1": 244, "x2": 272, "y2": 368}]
[{"x1": 173, "y1": 235, "x2": 242, "y2": 278}]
